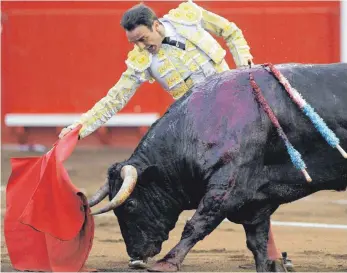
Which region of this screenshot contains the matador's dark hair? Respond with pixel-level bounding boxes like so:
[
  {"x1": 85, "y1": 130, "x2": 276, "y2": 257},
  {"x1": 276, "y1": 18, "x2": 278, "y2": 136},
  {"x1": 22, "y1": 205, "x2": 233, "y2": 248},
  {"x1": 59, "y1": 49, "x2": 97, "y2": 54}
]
[{"x1": 120, "y1": 3, "x2": 158, "y2": 31}]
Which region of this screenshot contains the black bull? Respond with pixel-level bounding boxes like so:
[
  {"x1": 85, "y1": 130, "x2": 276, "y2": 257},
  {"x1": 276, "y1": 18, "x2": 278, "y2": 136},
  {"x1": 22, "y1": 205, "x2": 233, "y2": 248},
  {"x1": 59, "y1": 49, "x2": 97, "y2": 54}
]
[{"x1": 88, "y1": 63, "x2": 347, "y2": 272}]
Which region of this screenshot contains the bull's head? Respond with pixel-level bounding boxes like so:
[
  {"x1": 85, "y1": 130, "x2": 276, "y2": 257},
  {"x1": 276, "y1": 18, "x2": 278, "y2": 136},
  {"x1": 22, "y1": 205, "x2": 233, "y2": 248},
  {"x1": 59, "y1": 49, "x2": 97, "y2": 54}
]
[{"x1": 88, "y1": 162, "x2": 180, "y2": 262}]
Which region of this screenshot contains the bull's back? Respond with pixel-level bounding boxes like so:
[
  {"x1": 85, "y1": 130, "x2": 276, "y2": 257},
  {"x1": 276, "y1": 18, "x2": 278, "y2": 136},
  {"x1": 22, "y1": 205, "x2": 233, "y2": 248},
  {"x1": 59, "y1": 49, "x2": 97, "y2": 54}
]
[
  {"x1": 186, "y1": 70, "x2": 263, "y2": 146},
  {"x1": 272, "y1": 63, "x2": 347, "y2": 146},
  {"x1": 278, "y1": 63, "x2": 347, "y2": 125},
  {"x1": 184, "y1": 63, "x2": 347, "y2": 185},
  {"x1": 183, "y1": 69, "x2": 271, "y2": 180},
  {"x1": 257, "y1": 63, "x2": 347, "y2": 190}
]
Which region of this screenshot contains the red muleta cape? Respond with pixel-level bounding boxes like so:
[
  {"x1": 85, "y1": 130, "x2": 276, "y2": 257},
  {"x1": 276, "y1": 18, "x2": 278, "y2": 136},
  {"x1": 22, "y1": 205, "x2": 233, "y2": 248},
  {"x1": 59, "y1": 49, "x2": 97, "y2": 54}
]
[{"x1": 4, "y1": 125, "x2": 95, "y2": 272}]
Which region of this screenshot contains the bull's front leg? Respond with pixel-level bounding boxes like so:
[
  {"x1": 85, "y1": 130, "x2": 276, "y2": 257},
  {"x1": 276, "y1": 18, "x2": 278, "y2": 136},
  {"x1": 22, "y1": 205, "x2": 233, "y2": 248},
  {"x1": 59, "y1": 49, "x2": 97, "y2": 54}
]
[
  {"x1": 243, "y1": 218, "x2": 286, "y2": 272},
  {"x1": 148, "y1": 189, "x2": 226, "y2": 272}
]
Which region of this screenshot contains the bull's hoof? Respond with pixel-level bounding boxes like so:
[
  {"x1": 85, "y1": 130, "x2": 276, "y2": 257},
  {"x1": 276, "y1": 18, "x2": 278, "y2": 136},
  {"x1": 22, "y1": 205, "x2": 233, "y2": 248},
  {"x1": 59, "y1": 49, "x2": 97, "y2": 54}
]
[
  {"x1": 239, "y1": 260, "x2": 287, "y2": 272},
  {"x1": 129, "y1": 259, "x2": 148, "y2": 269},
  {"x1": 269, "y1": 259, "x2": 287, "y2": 272},
  {"x1": 147, "y1": 261, "x2": 179, "y2": 272},
  {"x1": 281, "y1": 252, "x2": 295, "y2": 272}
]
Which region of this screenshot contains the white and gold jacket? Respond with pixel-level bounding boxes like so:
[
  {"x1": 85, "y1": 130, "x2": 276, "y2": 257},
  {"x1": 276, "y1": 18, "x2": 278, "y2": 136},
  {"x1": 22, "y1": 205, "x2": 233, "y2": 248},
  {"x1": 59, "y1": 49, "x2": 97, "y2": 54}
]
[{"x1": 68, "y1": 1, "x2": 253, "y2": 138}]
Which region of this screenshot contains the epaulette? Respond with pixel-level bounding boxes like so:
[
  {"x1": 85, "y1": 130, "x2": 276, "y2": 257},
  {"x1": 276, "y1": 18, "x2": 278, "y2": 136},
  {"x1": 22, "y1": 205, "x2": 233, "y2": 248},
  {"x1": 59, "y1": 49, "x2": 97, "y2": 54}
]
[
  {"x1": 164, "y1": 1, "x2": 202, "y2": 25},
  {"x1": 125, "y1": 45, "x2": 152, "y2": 72}
]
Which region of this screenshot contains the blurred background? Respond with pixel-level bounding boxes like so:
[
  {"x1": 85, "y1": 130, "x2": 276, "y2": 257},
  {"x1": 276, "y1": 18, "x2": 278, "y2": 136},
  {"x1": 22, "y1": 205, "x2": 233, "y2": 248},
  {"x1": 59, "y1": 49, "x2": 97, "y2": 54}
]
[{"x1": 1, "y1": 0, "x2": 346, "y2": 150}]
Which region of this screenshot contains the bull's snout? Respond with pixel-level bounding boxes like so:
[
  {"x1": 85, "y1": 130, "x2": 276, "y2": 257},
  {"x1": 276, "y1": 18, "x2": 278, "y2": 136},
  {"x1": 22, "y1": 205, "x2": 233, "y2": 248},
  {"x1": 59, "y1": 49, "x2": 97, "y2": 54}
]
[{"x1": 130, "y1": 242, "x2": 161, "y2": 261}]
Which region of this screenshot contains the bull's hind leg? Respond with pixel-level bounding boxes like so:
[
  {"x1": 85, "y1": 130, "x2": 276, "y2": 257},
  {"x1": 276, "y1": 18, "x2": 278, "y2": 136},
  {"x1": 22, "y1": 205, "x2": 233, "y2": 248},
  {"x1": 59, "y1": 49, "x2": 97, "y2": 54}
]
[
  {"x1": 243, "y1": 219, "x2": 286, "y2": 272},
  {"x1": 148, "y1": 189, "x2": 226, "y2": 272}
]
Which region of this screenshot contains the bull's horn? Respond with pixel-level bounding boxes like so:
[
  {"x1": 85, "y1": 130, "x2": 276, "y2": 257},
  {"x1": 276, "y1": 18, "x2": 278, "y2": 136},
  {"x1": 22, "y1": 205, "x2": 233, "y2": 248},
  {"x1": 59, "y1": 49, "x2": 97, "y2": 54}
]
[
  {"x1": 88, "y1": 178, "x2": 109, "y2": 208},
  {"x1": 91, "y1": 165, "x2": 138, "y2": 215}
]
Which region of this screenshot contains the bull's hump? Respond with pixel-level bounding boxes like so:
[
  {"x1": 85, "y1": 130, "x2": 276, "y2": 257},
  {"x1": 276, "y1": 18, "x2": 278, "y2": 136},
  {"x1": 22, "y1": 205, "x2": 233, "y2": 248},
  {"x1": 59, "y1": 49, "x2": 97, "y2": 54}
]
[{"x1": 186, "y1": 69, "x2": 260, "y2": 145}]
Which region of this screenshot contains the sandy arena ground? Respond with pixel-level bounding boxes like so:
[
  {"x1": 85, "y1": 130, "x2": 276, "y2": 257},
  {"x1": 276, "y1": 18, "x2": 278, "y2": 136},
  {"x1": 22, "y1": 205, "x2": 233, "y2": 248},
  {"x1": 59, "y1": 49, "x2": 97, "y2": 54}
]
[{"x1": 1, "y1": 148, "x2": 347, "y2": 272}]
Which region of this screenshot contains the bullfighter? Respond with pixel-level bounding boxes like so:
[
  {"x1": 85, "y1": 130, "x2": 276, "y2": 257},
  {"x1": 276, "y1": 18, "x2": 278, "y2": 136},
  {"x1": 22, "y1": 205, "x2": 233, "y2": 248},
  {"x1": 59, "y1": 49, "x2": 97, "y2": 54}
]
[{"x1": 59, "y1": 1, "x2": 293, "y2": 271}]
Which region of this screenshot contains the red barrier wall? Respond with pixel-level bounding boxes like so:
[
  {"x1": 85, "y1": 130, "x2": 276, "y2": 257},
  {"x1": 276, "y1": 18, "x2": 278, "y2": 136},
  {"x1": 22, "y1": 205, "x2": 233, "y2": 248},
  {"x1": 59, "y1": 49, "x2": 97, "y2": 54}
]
[{"x1": 1, "y1": 1, "x2": 341, "y2": 147}]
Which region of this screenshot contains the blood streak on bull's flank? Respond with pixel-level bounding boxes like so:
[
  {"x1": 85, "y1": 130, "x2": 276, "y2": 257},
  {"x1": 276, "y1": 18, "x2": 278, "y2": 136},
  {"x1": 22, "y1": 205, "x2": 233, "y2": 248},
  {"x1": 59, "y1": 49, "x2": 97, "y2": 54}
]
[{"x1": 188, "y1": 71, "x2": 257, "y2": 152}]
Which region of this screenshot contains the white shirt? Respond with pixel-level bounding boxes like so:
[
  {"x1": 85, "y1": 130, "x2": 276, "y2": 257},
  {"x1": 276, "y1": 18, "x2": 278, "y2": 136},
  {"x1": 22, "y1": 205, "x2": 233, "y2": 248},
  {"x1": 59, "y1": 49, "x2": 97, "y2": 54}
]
[{"x1": 149, "y1": 18, "x2": 221, "y2": 91}]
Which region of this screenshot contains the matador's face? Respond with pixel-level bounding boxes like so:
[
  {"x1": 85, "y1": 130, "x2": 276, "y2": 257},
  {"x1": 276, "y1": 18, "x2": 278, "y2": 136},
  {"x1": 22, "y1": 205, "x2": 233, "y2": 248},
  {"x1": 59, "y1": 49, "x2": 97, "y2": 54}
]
[{"x1": 126, "y1": 21, "x2": 164, "y2": 54}]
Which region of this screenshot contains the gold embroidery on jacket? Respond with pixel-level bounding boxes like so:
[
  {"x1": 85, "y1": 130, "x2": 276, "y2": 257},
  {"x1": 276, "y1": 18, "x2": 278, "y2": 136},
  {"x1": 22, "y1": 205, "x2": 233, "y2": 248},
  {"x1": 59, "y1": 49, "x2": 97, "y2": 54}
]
[
  {"x1": 199, "y1": 7, "x2": 253, "y2": 66},
  {"x1": 169, "y1": 77, "x2": 194, "y2": 99},
  {"x1": 179, "y1": 52, "x2": 193, "y2": 65},
  {"x1": 166, "y1": 2, "x2": 202, "y2": 25},
  {"x1": 166, "y1": 70, "x2": 184, "y2": 89},
  {"x1": 125, "y1": 46, "x2": 152, "y2": 72},
  {"x1": 170, "y1": 48, "x2": 185, "y2": 60},
  {"x1": 174, "y1": 25, "x2": 226, "y2": 64},
  {"x1": 158, "y1": 59, "x2": 175, "y2": 77},
  {"x1": 185, "y1": 40, "x2": 196, "y2": 51},
  {"x1": 156, "y1": 48, "x2": 166, "y2": 61},
  {"x1": 192, "y1": 50, "x2": 210, "y2": 66},
  {"x1": 214, "y1": 60, "x2": 230, "y2": 73}
]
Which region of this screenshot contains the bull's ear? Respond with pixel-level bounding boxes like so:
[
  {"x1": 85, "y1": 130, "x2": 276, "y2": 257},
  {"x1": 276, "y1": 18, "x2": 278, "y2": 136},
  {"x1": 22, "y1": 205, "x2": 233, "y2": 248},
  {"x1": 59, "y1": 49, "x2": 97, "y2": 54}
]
[{"x1": 140, "y1": 165, "x2": 160, "y2": 184}]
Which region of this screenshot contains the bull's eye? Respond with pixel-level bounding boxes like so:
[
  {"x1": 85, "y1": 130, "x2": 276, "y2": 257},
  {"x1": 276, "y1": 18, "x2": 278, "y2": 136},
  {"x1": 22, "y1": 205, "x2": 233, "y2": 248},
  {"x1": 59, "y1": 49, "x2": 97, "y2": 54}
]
[{"x1": 126, "y1": 199, "x2": 137, "y2": 210}]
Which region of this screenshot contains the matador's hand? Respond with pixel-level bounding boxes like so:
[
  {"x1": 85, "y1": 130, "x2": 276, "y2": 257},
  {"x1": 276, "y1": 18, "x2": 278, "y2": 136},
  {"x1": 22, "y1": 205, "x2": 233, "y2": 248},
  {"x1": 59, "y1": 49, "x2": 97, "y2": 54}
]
[{"x1": 58, "y1": 127, "x2": 73, "y2": 139}]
